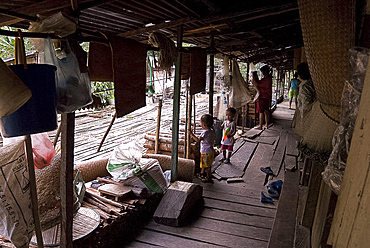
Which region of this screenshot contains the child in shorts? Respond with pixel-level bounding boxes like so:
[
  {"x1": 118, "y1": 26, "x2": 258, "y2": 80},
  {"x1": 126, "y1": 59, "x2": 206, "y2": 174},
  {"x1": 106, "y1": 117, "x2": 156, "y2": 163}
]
[
  {"x1": 188, "y1": 114, "x2": 215, "y2": 183},
  {"x1": 220, "y1": 107, "x2": 237, "y2": 164}
]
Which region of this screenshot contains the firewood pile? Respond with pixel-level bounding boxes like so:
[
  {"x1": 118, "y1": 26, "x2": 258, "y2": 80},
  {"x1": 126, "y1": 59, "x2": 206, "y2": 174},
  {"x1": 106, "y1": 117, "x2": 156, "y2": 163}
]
[{"x1": 74, "y1": 178, "x2": 163, "y2": 248}]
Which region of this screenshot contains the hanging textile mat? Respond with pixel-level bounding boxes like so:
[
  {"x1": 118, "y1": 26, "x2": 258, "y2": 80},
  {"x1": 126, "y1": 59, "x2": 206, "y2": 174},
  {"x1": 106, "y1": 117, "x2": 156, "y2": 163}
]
[{"x1": 30, "y1": 207, "x2": 100, "y2": 247}]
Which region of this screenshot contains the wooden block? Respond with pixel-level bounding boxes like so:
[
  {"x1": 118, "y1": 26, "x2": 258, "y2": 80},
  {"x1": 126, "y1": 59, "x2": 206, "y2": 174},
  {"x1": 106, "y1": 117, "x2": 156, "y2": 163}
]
[
  {"x1": 98, "y1": 184, "x2": 133, "y2": 202},
  {"x1": 226, "y1": 177, "x2": 244, "y2": 183},
  {"x1": 154, "y1": 181, "x2": 203, "y2": 226},
  {"x1": 268, "y1": 170, "x2": 300, "y2": 248},
  {"x1": 269, "y1": 133, "x2": 286, "y2": 175}
]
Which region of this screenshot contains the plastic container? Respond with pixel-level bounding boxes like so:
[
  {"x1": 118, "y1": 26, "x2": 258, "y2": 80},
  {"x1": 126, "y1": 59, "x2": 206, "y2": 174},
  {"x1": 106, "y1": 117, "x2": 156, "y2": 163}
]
[{"x1": 0, "y1": 64, "x2": 57, "y2": 137}]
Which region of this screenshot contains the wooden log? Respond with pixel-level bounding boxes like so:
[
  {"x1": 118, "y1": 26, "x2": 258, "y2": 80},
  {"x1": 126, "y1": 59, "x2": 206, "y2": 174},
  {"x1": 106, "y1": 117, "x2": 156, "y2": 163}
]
[
  {"x1": 144, "y1": 134, "x2": 185, "y2": 145},
  {"x1": 153, "y1": 181, "x2": 203, "y2": 226},
  {"x1": 85, "y1": 190, "x2": 127, "y2": 210},
  {"x1": 144, "y1": 140, "x2": 186, "y2": 153}
]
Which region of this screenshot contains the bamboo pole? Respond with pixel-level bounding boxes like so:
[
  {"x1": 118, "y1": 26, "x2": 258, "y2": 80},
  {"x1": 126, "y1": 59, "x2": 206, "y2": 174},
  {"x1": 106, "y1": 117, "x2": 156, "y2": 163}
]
[
  {"x1": 25, "y1": 135, "x2": 44, "y2": 248},
  {"x1": 184, "y1": 83, "x2": 189, "y2": 157},
  {"x1": 209, "y1": 33, "x2": 215, "y2": 116},
  {"x1": 186, "y1": 91, "x2": 192, "y2": 159},
  {"x1": 155, "y1": 99, "x2": 163, "y2": 154},
  {"x1": 171, "y1": 24, "x2": 183, "y2": 182},
  {"x1": 97, "y1": 112, "x2": 117, "y2": 152},
  {"x1": 53, "y1": 123, "x2": 61, "y2": 147}
]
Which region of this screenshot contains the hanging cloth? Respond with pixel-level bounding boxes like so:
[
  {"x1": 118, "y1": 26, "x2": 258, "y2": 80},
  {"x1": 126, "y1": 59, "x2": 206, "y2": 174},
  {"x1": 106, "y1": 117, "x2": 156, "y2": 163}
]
[
  {"x1": 190, "y1": 48, "x2": 207, "y2": 95},
  {"x1": 229, "y1": 58, "x2": 252, "y2": 109},
  {"x1": 109, "y1": 36, "x2": 147, "y2": 117}
]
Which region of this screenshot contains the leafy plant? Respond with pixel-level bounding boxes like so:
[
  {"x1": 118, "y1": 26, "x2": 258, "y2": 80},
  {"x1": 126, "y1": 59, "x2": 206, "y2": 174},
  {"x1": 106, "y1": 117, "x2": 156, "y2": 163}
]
[
  {"x1": 0, "y1": 26, "x2": 35, "y2": 59},
  {"x1": 91, "y1": 81, "x2": 114, "y2": 106}
]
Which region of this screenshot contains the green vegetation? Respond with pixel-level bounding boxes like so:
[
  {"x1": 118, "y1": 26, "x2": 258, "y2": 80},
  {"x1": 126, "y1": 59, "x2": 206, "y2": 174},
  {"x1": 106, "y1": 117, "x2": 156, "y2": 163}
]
[
  {"x1": 0, "y1": 26, "x2": 35, "y2": 59},
  {"x1": 91, "y1": 81, "x2": 114, "y2": 106}
]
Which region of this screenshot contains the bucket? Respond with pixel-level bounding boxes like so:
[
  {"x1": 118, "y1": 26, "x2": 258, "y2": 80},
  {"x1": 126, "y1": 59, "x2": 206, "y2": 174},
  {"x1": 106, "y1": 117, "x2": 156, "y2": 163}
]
[
  {"x1": 0, "y1": 58, "x2": 32, "y2": 118},
  {"x1": 0, "y1": 64, "x2": 57, "y2": 137}
]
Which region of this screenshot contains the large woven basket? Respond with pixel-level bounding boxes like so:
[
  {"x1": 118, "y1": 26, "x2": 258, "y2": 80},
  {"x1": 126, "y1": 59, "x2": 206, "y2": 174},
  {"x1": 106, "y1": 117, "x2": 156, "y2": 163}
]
[{"x1": 298, "y1": 0, "x2": 355, "y2": 122}]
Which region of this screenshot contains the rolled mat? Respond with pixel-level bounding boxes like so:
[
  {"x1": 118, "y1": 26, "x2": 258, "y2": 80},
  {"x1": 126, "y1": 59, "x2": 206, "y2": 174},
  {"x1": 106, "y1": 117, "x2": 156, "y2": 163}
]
[
  {"x1": 298, "y1": 0, "x2": 355, "y2": 122},
  {"x1": 142, "y1": 154, "x2": 195, "y2": 182},
  {"x1": 75, "y1": 158, "x2": 110, "y2": 183}
]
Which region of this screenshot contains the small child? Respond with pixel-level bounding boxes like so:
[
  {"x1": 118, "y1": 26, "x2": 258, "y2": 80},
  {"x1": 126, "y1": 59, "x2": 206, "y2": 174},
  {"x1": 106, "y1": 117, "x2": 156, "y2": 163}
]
[
  {"x1": 220, "y1": 107, "x2": 237, "y2": 164},
  {"x1": 188, "y1": 114, "x2": 215, "y2": 183}
]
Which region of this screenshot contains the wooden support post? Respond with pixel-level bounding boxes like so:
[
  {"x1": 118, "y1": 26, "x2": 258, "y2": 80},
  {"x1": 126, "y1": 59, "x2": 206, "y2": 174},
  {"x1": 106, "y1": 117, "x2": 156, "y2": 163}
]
[
  {"x1": 193, "y1": 96, "x2": 196, "y2": 132},
  {"x1": 155, "y1": 99, "x2": 163, "y2": 154},
  {"x1": 97, "y1": 112, "x2": 116, "y2": 152},
  {"x1": 184, "y1": 83, "x2": 189, "y2": 157},
  {"x1": 186, "y1": 92, "x2": 192, "y2": 159},
  {"x1": 60, "y1": 113, "x2": 75, "y2": 248},
  {"x1": 171, "y1": 25, "x2": 183, "y2": 182},
  {"x1": 25, "y1": 135, "x2": 44, "y2": 248},
  {"x1": 209, "y1": 33, "x2": 215, "y2": 116}
]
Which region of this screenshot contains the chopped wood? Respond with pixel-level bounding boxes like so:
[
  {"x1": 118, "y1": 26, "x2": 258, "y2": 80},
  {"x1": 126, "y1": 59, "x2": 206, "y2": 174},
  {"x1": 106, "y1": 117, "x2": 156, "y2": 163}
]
[{"x1": 85, "y1": 191, "x2": 126, "y2": 209}]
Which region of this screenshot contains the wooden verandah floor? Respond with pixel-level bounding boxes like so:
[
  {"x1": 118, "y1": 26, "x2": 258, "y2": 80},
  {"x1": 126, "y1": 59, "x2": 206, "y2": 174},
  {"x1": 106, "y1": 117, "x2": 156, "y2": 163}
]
[
  {"x1": 124, "y1": 100, "x2": 300, "y2": 248},
  {"x1": 0, "y1": 97, "x2": 301, "y2": 248}
]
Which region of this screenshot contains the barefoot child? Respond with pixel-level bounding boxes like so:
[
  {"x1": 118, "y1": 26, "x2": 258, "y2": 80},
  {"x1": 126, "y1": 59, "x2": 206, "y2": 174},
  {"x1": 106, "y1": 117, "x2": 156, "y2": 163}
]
[
  {"x1": 188, "y1": 114, "x2": 215, "y2": 183},
  {"x1": 220, "y1": 107, "x2": 237, "y2": 164}
]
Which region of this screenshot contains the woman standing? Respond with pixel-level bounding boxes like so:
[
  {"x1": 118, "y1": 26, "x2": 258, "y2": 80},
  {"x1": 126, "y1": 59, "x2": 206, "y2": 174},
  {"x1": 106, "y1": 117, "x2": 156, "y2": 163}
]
[{"x1": 253, "y1": 65, "x2": 272, "y2": 129}]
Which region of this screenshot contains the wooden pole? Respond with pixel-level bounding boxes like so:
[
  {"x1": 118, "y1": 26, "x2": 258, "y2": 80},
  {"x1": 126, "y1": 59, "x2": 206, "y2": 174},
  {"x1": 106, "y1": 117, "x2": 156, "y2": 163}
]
[
  {"x1": 186, "y1": 91, "x2": 192, "y2": 159},
  {"x1": 184, "y1": 82, "x2": 189, "y2": 157},
  {"x1": 25, "y1": 135, "x2": 44, "y2": 248},
  {"x1": 155, "y1": 99, "x2": 163, "y2": 154},
  {"x1": 171, "y1": 24, "x2": 183, "y2": 182},
  {"x1": 97, "y1": 112, "x2": 117, "y2": 152},
  {"x1": 193, "y1": 95, "x2": 196, "y2": 133},
  {"x1": 209, "y1": 33, "x2": 215, "y2": 116},
  {"x1": 60, "y1": 113, "x2": 74, "y2": 248},
  {"x1": 53, "y1": 122, "x2": 62, "y2": 148}
]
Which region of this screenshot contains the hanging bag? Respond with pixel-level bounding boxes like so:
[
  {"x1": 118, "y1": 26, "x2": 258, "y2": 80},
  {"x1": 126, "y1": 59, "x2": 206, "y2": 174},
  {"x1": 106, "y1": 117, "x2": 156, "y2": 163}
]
[{"x1": 43, "y1": 37, "x2": 92, "y2": 113}]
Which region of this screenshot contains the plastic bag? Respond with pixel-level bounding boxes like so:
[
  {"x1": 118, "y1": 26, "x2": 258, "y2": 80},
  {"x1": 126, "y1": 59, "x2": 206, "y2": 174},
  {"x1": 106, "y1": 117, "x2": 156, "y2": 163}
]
[
  {"x1": 322, "y1": 47, "x2": 369, "y2": 195},
  {"x1": 43, "y1": 37, "x2": 92, "y2": 113},
  {"x1": 1, "y1": 132, "x2": 55, "y2": 170},
  {"x1": 0, "y1": 140, "x2": 34, "y2": 248},
  {"x1": 31, "y1": 133, "x2": 55, "y2": 169},
  {"x1": 107, "y1": 141, "x2": 167, "y2": 193}
]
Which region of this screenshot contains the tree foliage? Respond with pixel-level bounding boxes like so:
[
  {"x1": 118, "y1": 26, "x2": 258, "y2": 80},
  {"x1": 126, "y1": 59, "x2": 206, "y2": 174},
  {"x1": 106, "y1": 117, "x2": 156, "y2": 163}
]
[{"x1": 0, "y1": 26, "x2": 35, "y2": 60}]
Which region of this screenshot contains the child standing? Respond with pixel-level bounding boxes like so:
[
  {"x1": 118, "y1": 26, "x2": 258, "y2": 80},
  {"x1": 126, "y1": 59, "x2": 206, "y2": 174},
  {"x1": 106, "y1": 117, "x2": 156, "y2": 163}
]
[
  {"x1": 221, "y1": 107, "x2": 237, "y2": 164},
  {"x1": 188, "y1": 114, "x2": 215, "y2": 183}
]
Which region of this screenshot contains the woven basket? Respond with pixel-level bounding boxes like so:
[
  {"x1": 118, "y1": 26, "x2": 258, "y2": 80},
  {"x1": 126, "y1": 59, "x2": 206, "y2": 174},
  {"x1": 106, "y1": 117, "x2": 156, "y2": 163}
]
[
  {"x1": 298, "y1": 0, "x2": 355, "y2": 122},
  {"x1": 36, "y1": 154, "x2": 80, "y2": 230}
]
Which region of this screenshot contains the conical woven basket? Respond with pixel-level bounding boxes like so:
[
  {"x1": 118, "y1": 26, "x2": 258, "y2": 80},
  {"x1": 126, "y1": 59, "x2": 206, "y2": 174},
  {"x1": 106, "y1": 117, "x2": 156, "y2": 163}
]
[{"x1": 298, "y1": 0, "x2": 355, "y2": 122}]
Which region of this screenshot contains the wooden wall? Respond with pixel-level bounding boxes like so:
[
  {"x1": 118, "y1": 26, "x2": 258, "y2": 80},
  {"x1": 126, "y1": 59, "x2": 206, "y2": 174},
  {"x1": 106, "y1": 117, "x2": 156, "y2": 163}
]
[{"x1": 327, "y1": 56, "x2": 370, "y2": 247}]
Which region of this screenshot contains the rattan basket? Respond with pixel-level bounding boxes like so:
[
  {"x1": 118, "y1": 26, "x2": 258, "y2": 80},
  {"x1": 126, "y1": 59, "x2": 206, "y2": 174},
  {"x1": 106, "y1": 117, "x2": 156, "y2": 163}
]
[{"x1": 298, "y1": 0, "x2": 355, "y2": 122}]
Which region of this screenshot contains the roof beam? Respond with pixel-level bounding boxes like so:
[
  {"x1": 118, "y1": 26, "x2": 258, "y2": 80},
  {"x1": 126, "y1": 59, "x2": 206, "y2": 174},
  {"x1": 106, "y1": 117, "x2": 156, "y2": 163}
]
[
  {"x1": 118, "y1": 17, "x2": 193, "y2": 38},
  {"x1": 0, "y1": 0, "x2": 114, "y2": 27}
]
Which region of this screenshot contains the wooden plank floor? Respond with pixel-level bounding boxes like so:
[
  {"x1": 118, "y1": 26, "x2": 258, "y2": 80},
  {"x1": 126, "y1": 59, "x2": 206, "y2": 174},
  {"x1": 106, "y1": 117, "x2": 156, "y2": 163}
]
[{"x1": 125, "y1": 101, "x2": 300, "y2": 248}]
